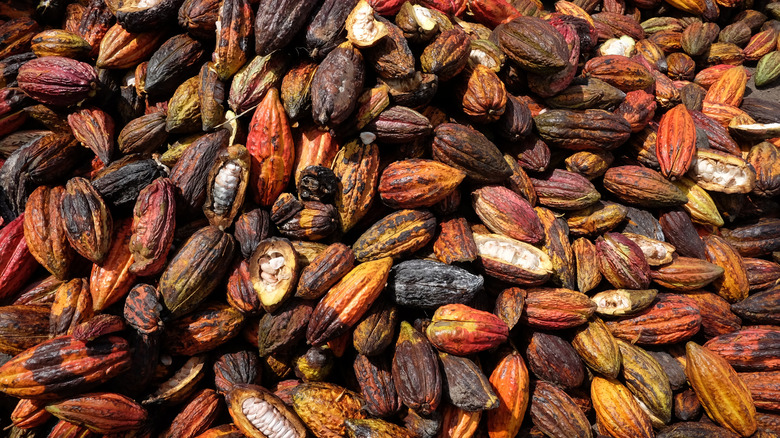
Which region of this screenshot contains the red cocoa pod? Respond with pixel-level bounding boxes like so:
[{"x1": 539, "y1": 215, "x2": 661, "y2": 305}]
[
  {"x1": 605, "y1": 294, "x2": 702, "y2": 345},
  {"x1": 0, "y1": 214, "x2": 38, "y2": 300},
  {"x1": 17, "y1": 56, "x2": 97, "y2": 106},
  {"x1": 425, "y1": 303, "x2": 509, "y2": 355},
  {"x1": 522, "y1": 288, "x2": 596, "y2": 329},
  {"x1": 704, "y1": 328, "x2": 780, "y2": 371}
]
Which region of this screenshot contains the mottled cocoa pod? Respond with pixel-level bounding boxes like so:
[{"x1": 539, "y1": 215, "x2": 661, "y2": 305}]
[
  {"x1": 536, "y1": 206, "x2": 576, "y2": 290},
  {"x1": 145, "y1": 34, "x2": 206, "y2": 96},
  {"x1": 203, "y1": 144, "x2": 250, "y2": 229},
  {"x1": 393, "y1": 321, "x2": 442, "y2": 416},
  {"x1": 438, "y1": 353, "x2": 498, "y2": 412},
  {"x1": 591, "y1": 376, "x2": 655, "y2": 438},
  {"x1": 421, "y1": 28, "x2": 470, "y2": 81},
  {"x1": 254, "y1": 0, "x2": 318, "y2": 56},
  {"x1": 0, "y1": 335, "x2": 131, "y2": 399},
  {"x1": 530, "y1": 169, "x2": 601, "y2": 211},
  {"x1": 226, "y1": 260, "x2": 262, "y2": 315},
  {"x1": 596, "y1": 231, "x2": 652, "y2": 290},
  {"x1": 432, "y1": 123, "x2": 512, "y2": 183},
  {"x1": 311, "y1": 42, "x2": 365, "y2": 127},
  {"x1": 275, "y1": 201, "x2": 339, "y2": 241},
  {"x1": 364, "y1": 105, "x2": 433, "y2": 145},
  {"x1": 257, "y1": 298, "x2": 314, "y2": 357},
  {"x1": 166, "y1": 76, "x2": 202, "y2": 134},
  {"x1": 354, "y1": 354, "x2": 402, "y2": 417},
  {"x1": 353, "y1": 299, "x2": 398, "y2": 357},
  {"x1": 227, "y1": 53, "x2": 287, "y2": 112},
  {"x1": 49, "y1": 278, "x2": 92, "y2": 337},
  {"x1": 0, "y1": 18, "x2": 39, "y2": 59},
  {"x1": 603, "y1": 165, "x2": 688, "y2": 208},
  {"x1": 23, "y1": 185, "x2": 73, "y2": 280},
  {"x1": 159, "y1": 226, "x2": 236, "y2": 318},
  {"x1": 91, "y1": 156, "x2": 168, "y2": 209},
  {"x1": 67, "y1": 107, "x2": 115, "y2": 165},
  {"x1": 296, "y1": 243, "x2": 355, "y2": 300},
  {"x1": 213, "y1": 349, "x2": 260, "y2": 395},
  {"x1": 530, "y1": 381, "x2": 593, "y2": 438},
  {"x1": 281, "y1": 60, "x2": 318, "y2": 121},
  {"x1": 44, "y1": 392, "x2": 148, "y2": 434},
  {"x1": 0, "y1": 305, "x2": 50, "y2": 355},
  {"x1": 305, "y1": 0, "x2": 358, "y2": 60},
  {"x1": 363, "y1": 18, "x2": 415, "y2": 80},
  {"x1": 433, "y1": 216, "x2": 478, "y2": 264},
  {"x1": 117, "y1": 111, "x2": 167, "y2": 155},
  {"x1": 606, "y1": 294, "x2": 702, "y2": 345},
  {"x1": 473, "y1": 185, "x2": 543, "y2": 244},
  {"x1": 332, "y1": 140, "x2": 377, "y2": 227},
  {"x1": 617, "y1": 339, "x2": 673, "y2": 426},
  {"x1": 533, "y1": 109, "x2": 632, "y2": 151},
  {"x1": 60, "y1": 177, "x2": 111, "y2": 264},
  {"x1": 686, "y1": 290, "x2": 741, "y2": 337},
  {"x1": 123, "y1": 284, "x2": 163, "y2": 334},
  {"x1": 353, "y1": 209, "x2": 436, "y2": 262},
  {"x1": 164, "y1": 302, "x2": 245, "y2": 355},
  {"x1": 234, "y1": 208, "x2": 270, "y2": 260},
  {"x1": 573, "y1": 237, "x2": 601, "y2": 293},
  {"x1": 178, "y1": 0, "x2": 220, "y2": 40},
  {"x1": 212, "y1": 0, "x2": 252, "y2": 81},
  {"x1": 572, "y1": 316, "x2": 621, "y2": 379},
  {"x1": 129, "y1": 178, "x2": 176, "y2": 276}
]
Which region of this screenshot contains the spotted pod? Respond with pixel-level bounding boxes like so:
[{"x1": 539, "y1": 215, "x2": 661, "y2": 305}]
[
  {"x1": 353, "y1": 210, "x2": 436, "y2": 262},
  {"x1": 227, "y1": 383, "x2": 307, "y2": 438},
  {"x1": 60, "y1": 176, "x2": 112, "y2": 264},
  {"x1": 0, "y1": 335, "x2": 131, "y2": 400},
  {"x1": 292, "y1": 382, "x2": 368, "y2": 438}
]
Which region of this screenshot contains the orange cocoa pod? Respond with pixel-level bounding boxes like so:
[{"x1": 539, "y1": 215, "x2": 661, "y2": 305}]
[
  {"x1": 11, "y1": 398, "x2": 50, "y2": 429},
  {"x1": 685, "y1": 290, "x2": 741, "y2": 337},
  {"x1": 487, "y1": 348, "x2": 529, "y2": 438},
  {"x1": 425, "y1": 303, "x2": 509, "y2": 355},
  {"x1": 96, "y1": 24, "x2": 165, "y2": 70},
  {"x1": 704, "y1": 235, "x2": 749, "y2": 303},
  {"x1": 50, "y1": 278, "x2": 93, "y2": 337},
  {"x1": 0, "y1": 305, "x2": 49, "y2": 355},
  {"x1": 161, "y1": 388, "x2": 222, "y2": 438},
  {"x1": 438, "y1": 403, "x2": 481, "y2": 438},
  {"x1": 89, "y1": 217, "x2": 135, "y2": 313},
  {"x1": 591, "y1": 376, "x2": 654, "y2": 438},
  {"x1": 306, "y1": 257, "x2": 393, "y2": 346},
  {"x1": 164, "y1": 303, "x2": 246, "y2": 356},
  {"x1": 246, "y1": 88, "x2": 294, "y2": 206},
  {"x1": 393, "y1": 321, "x2": 442, "y2": 416},
  {"x1": 522, "y1": 287, "x2": 596, "y2": 329},
  {"x1": 294, "y1": 126, "x2": 338, "y2": 186},
  {"x1": 685, "y1": 341, "x2": 757, "y2": 437},
  {"x1": 433, "y1": 216, "x2": 478, "y2": 264},
  {"x1": 379, "y1": 159, "x2": 465, "y2": 209},
  {"x1": 738, "y1": 371, "x2": 780, "y2": 412},
  {"x1": 704, "y1": 65, "x2": 748, "y2": 107},
  {"x1": 23, "y1": 185, "x2": 74, "y2": 280},
  {"x1": 656, "y1": 104, "x2": 697, "y2": 180}
]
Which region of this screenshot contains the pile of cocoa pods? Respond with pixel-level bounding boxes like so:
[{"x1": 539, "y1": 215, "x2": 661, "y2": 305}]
[{"x1": 1, "y1": 0, "x2": 780, "y2": 436}]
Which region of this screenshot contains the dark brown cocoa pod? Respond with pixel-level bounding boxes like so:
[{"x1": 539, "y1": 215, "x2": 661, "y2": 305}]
[
  {"x1": 379, "y1": 72, "x2": 439, "y2": 110},
  {"x1": 281, "y1": 60, "x2": 318, "y2": 121},
  {"x1": 527, "y1": 331, "x2": 585, "y2": 390},
  {"x1": 297, "y1": 165, "x2": 338, "y2": 204},
  {"x1": 498, "y1": 94, "x2": 533, "y2": 143},
  {"x1": 199, "y1": 62, "x2": 226, "y2": 132},
  {"x1": 388, "y1": 259, "x2": 484, "y2": 309},
  {"x1": 0, "y1": 132, "x2": 84, "y2": 221},
  {"x1": 0, "y1": 18, "x2": 40, "y2": 59},
  {"x1": 170, "y1": 129, "x2": 230, "y2": 216},
  {"x1": 432, "y1": 123, "x2": 512, "y2": 184},
  {"x1": 647, "y1": 350, "x2": 687, "y2": 391},
  {"x1": 438, "y1": 352, "x2": 498, "y2": 412},
  {"x1": 178, "y1": 0, "x2": 220, "y2": 40},
  {"x1": 117, "y1": 111, "x2": 168, "y2": 155},
  {"x1": 122, "y1": 330, "x2": 161, "y2": 397},
  {"x1": 311, "y1": 42, "x2": 365, "y2": 127},
  {"x1": 673, "y1": 388, "x2": 702, "y2": 421},
  {"x1": 0, "y1": 305, "x2": 52, "y2": 355},
  {"x1": 257, "y1": 298, "x2": 314, "y2": 357},
  {"x1": 0, "y1": 52, "x2": 36, "y2": 88},
  {"x1": 740, "y1": 97, "x2": 780, "y2": 124},
  {"x1": 392, "y1": 321, "x2": 442, "y2": 416},
  {"x1": 213, "y1": 349, "x2": 261, "y2": 394},
  {"x1": 656, "y1": 422, "x2": 738, "y2": 438},
  {"x1": 60, "y1": 176, "x2": 112, "y2": 264},
  {"x1": 115, "y1": 0, "x2": 182, "y2": 33},
  {"x1": 275, "y1": 201, "x2": 339, "y2": 241},
  {"x1": 305, "y1": 0, "x2": 358, "y2": 60},
  {"x1": 364, "y1": 18, "x2": 415, "y2": 80},
  {"x1": 619, "y1": 206, "x2": 666, "y2": 241},
  {"x1": 354, "y1": 353, "x2": 402, "y2": 418},
  {"x1": 509, "y1": 134, "x2": 551, "y2": 173},
  {"x1": 254, "y1": 0, "x2": 319, "y2": 56},
  {"x1": 530, "y1": 380, "x2": 592, "y2": 438},
  {"x1": 353, "y1": 299, "x2": 398, "y2": 357},
  {"x1": 296, "y1": 242, "x2": 355, "y2": 300},
  {"x1": 164, "y1": 302, "x2": 245, "y2": 355},
  {"x1": 233, "y1": 208, "x2": 271, "y2": 260},
  {"x1": 404, "y1": 408, "x2": 442, "y2": 438},
  {"x1": 659, "y1": 208, "x2": 707, "y2": 259},
  {"x1": 145, "y1": 34, "x2": 206, "y2": 96}
]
